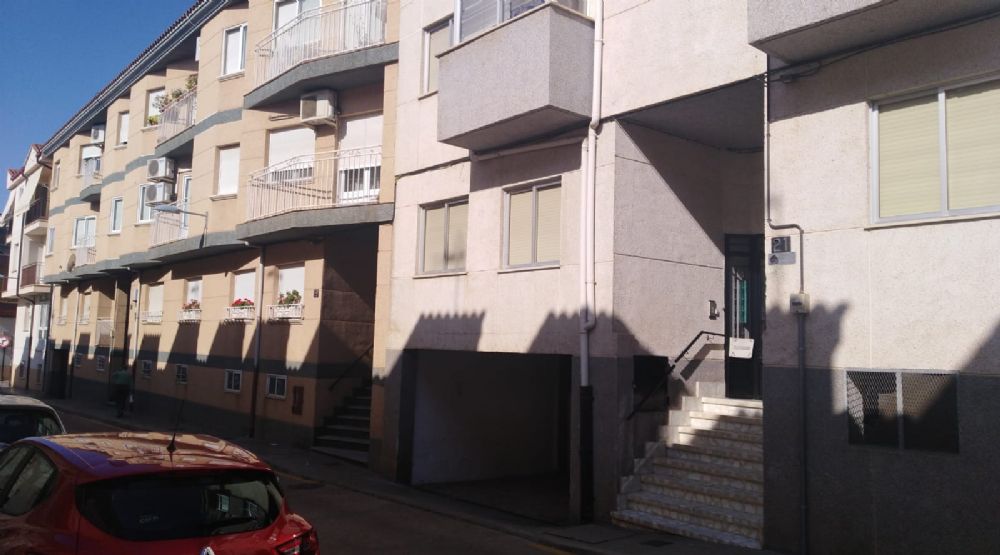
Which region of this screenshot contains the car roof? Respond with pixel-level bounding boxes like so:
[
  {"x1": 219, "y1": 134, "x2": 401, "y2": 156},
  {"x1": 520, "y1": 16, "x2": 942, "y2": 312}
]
[
  {"x1": 0, "y1": 395, "x2": 58, "y2": 411},
  {"x1": 24, "y1": 432, "x2": 271, "y2": 481}
]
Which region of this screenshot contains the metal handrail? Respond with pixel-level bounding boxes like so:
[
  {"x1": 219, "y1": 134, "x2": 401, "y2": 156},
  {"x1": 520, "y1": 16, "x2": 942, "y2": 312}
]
[
  {"x1": 156, "y1": 88, "x2": 197, "y2": 144},
  {"x1": 625, "y1": 331, "x2": 726, "y2": 421},
  {"x1": 150, "y1": 202, "x2": 190, "y2": 246},
  {"x1": 327, "y1": 344, "x2": 374, "y2": 393}
]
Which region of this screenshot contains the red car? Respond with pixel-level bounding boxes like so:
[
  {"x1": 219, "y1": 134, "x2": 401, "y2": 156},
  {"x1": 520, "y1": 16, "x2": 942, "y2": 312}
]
[{"x1": 0, "y1": 432, "x2": 318, "y2": 554}]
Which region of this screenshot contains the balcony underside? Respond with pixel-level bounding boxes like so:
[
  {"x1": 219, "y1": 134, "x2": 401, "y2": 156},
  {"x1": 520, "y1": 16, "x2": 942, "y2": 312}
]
[
  {"x1": 154, "y1": 108, "x2": 242, "y2": 159},
  {"x1": 244, "y1": 43, "x2": 397, "y2": 109},
  {"x1": 749, "y1": 0, "x2": 1000, "y2": 63},
  {"x1": 23, "y1": 219, "x2": 48, "y2": 238},
  {"x1": 80, "y1": 184, "x2": 102, "y2": 202},
  {"x1": 235, "y1": 202, "x2": 393, "y2": 244}
]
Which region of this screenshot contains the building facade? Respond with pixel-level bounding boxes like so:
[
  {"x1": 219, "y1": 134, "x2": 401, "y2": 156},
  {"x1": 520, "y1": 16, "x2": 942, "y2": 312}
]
[{"x1": 5, "y1": 0, "x2": 1000, "y2": 553}]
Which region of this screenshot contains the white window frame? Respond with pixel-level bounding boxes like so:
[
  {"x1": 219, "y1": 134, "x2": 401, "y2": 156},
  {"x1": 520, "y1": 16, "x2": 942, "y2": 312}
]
[
  {"x1": 45, "y1": 227, "x2": 55, "y2": 256},
  {"x1": 224, "y1": 369, "x2": 242, "y2": 392},
  {"x1": 422, "y1": 17, "x2": 453, "y2": 95},
  {"x1": 418, "y1": 198, "x2": 468, "y2": 274},
  {"x1": 109, "y1": 197, "x2": 124, "y2": 234},
  {"x1": 221, "y1": 24, "x2": 248, "y2": 76},
  {"x1": 141, "y1": 360, "x2": 153, "y2": 379},
  {"x1": 146, "y1": 88, "x2": 166, "y2": 125},
  {"x1": 52, "y1": 161, "x2": 60, "y2": 191},
  {"x1": 871, "y1": 75, "x2": 1000, "y2": 224},
  {"x1": 266, "y1": 374, "x2": 287, "y2": 399},
  {"x1": 273, "y1": 0, "x2": 320, "y2": 30},
  {"x1": 176, "y1": 364, "x2": 189, "y2": 385},
  {"x1": 96, "y1": 355, "x2": 107, "y2": 373},
  {"x1": 137, "y1": 185, "x2": 154, "y2": 223},
  {"x1": 216, "y1": 145, "x2": 241, "y2": 196},
  {"x1": 503, "y1": 181, "x2": 561, "y2": 268},
  {"x1": 72, "y1": 216, "x2": 97, "y2": 247},
  {"x1": 117, "y1": 111, "x2": 130, "y2": 145}
]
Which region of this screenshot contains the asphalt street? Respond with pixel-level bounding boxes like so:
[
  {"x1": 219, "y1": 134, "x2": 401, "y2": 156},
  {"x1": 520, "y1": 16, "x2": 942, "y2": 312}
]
[{"x1": 60, "y1": 411, "x2": 564, "y2": 554}]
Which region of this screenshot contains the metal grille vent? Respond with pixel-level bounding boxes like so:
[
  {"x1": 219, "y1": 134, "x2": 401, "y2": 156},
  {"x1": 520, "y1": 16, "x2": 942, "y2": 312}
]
[{"x1": 847, "y1": 371, "x2": 958, "y2": 453}]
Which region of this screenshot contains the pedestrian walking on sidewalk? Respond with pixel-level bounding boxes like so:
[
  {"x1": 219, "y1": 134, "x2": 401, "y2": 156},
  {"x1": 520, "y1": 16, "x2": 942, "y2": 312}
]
[{"x1": 111, "y1": 367, "x2": 132, "y2": 418}]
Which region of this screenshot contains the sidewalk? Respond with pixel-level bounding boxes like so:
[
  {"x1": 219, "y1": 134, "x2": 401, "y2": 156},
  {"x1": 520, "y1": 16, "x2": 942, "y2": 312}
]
[{"x1": 12, "y1": 389, "x2": 775, "y2": 555}]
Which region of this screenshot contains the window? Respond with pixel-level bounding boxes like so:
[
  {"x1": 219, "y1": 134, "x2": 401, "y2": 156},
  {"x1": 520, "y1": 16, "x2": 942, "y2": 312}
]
[
  {"x1": 266, "y1": 374, "x2": 287, "y2": 398},
  {"x1": 233, "y1": 270, "x2": 256, "y2": 303},
  {"x1": 846, "y1": 371, "x2": 959, "y2": 453},
  {"x1": 0, "y1": 448, "x2": 31, "y2": 496},
  {"x1": 72, "y1": 217, "x2": 96, "y2": 247},
  {"x1": 79, "y1": 145, "x2": 102, "y2": 175},
  {"x1": 274, "y1": 0, "x2": 320, "y2": 30},
  {"x1": 874, "y1": 78, "x2": 1000, "y2": 222},
  {"x1": 146, "y1": 88, "x2": 165, "y2": 125},
  {"x1": 80, "y1": 293, "x2": 92, "y2": 323},
  {"x1": 222, "y1": 24, "x2": 248, "y2": 76},
  {"x1": 456, "y1": 0, "x2": 583, "y2": 41},
  {"x1": 420, "y1": 199, "x2": 468, "y2": 273},
  {"x1": 176, "y1": 364, "x2": 188, "y2": 385},
  {"x1": 0, "y1": 450, "x2": 57, "y2": 516},
  {"x1": 423, "y1": 18, "x2": 453, "y2": 94},
  {"x1": 59, "y1": 294, "x2": 68, "y2": 322},
  {"x1": 117, "y1": 111, "x2": 130, "y2": 145},
  {"x1": 186, "y1": 278, "x2": 203, "y2": 305},
  {"x1": 96, "y1": 355, "x2": 107, "y2": 372},
  {"x1": 141, "y1": 360, "x2": 153, "y2": 379},
  {"x1": 45, "y1": 227, "x2": 54, "y2": 255},
  {"x1": 267, "y1": 127, "x2": 315, "y2": 169},
  {"x1": 52, "y1": 162, "x2": 60, "y2": 190},
  {"x1": 277, "y1": 264, "x2": 305, "y2": 301},
  {"x1": 145, "y1": 283, "x2": 164, "y2": 322},
  {"x1": 137, "y1": 185, "x2": 154, "y2": 222},
  {"x1": 224, "y1": 369, "x2": 242, "y2": 392},
  {"x1": 110, "y1": 197, "x2": 123, "y2": 233},
  {"x1": 505, "y1": 183, "x2": 560, "y2": 267},
  {"x1": 217, "y1": 145, "x2": 240, "y2": 196}
]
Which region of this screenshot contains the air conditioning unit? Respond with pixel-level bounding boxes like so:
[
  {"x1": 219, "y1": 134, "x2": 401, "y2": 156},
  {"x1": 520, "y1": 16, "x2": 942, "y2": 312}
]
[
  {"x1": 300, "y1": 90, "x2": 338, "y2": 127},
  {"x1": 90, "y1": 125, "x2": 106, "y2": 144},
  {"x1": 144, "y1": 182, "x2": 175, "y2": 206},
  {"x1": 147, "y1": 157, "x2": 176, "y2": 182}
]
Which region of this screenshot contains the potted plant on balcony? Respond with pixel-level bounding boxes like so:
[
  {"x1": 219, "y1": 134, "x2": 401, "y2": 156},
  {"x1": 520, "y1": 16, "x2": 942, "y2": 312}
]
[
  {"x1": 182, "y1": 299, "x2": 201, "y2": 310},
  {"x1": 277, "y1": 290, "x2": 302, "y2": 305},
  {"x1": 146, "y1": 114, "x2": 160, "y2": 126},
  {"x1": 273, "y1": 290, "x2": 303, "y2": 320},
  {"x1": 231, "y1": 298, "x2": 255, "y2": 307},
  {"x1": 180, "y1": 299, "x2": 201, "y2": 323}
]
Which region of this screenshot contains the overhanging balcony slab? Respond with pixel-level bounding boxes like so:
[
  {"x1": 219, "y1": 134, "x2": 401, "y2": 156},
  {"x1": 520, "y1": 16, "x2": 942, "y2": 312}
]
[
  {"x1": 749, "y1": 0, "x2": 1000, "y2": 63},
  {"x1": 235, "y1": 202, "x2": 393, "y2": 244},
  {"x1": 80, "y1": 184, "x2": 102, "y2": 202},
  {"x1": 437, "y1": 4, "x2": 593, "y2": 152},
  {"x1": 147, "y1": 230, "x2": 247, "y2": 264},
  {"x1": 154, "y1": 108, "x2": 242, "y2": 159},
  {"x1": 244, "y1": 43, "x2": 398, "y2": 109}
]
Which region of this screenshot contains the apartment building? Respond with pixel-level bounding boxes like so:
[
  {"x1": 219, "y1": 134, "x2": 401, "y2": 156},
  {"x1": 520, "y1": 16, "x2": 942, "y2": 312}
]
[
  {"x1": 29, "y1": 0, "x2": 398, "y2": 449},
  {"x1": 1, "y1": 146, "x2": 53, "y2": 391}
]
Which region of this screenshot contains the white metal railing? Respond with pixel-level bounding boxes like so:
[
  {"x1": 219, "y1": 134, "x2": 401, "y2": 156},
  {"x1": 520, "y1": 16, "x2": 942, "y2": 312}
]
[
  {"x1": 179, "y1": 308, "x2": 202, "y2": 323},
  {"x1": 253, "y1": 0, "x2": 387, "y2": 88},
  {"x1": 82, "y1": 158, "x2": 102, "y2": 189},
  {"x1": 150, "y1": 202, "x2": 190, "y2": 247},
  {"x1": 74, "y1": 244, "x2": 96, "y2": 266},
  {"x1": 225, "y1": 306, "x2": 257, "y2": 322},
  {"x1": 268, "y1": 304, "x2": 304, "y2": 320},
  {"x1": 157, "y1": 89, "x2": 197, "y2": 144},
  {"x1": 247, "y1": 146, "x2": 381, "y2": 221},
  {"x1": 141, "y1": 311, "x2": 163, "y2": 324}
]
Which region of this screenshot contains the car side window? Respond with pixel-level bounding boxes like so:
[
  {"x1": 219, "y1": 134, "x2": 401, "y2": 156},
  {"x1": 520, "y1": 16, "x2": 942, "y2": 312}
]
[
  {"x1": 36, "y1": 415, "x2": 62, "y2": 437},
  {"x1": 0, "y1": 447, "x2": 31, "y2": 494},
  {"x1": 0, "y1": 451, "x2": 57, "y2": 516}
]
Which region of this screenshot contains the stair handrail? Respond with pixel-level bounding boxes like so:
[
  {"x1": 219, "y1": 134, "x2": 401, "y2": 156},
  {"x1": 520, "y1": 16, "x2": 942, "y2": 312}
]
[
  {"x1": 626, "y1": 330, "x2": 726, "y2": 421},
  {"x1": 327, "y1": 344, "x2": 374, "y2": 394}
]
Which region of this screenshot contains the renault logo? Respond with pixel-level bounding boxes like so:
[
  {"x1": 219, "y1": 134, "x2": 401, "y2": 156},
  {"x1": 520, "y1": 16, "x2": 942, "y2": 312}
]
[{"x1": 200, "y1": 548, "x2": 215, "y2": 555}]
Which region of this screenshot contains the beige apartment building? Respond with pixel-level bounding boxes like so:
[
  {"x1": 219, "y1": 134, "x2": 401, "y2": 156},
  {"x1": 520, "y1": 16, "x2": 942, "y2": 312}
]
[{"x1": 7, "y1": 0, "x2": 1000, "y2": 552}]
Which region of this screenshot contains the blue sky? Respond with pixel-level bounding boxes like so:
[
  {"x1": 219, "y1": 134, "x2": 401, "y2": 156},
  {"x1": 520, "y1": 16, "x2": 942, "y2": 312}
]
[{"x1": 0, "y1": 0, "x2": 194, "y2": 206}]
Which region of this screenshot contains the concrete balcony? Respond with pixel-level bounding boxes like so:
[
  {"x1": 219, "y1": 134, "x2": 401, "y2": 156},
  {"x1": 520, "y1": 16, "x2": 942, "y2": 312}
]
[
  {"x1": 22, "y1": 194, "x2": 49, "y2": 238},
  {"x1": 178, "y1": 308, "x2": 202, "y2": 323},
  {"x1": 748, "y1": 0, "x2": 1000, "y2": 62},
  {"x1": 149, "y1": 203, "x2": 190, "y2": 247},
  {"x1": 155, "y1": 88, "x2": 197, "y2": 157},
  {"x1": 81, "y1": 158, "x2": 102, "y2": 201},
  {"x1": 437, "y1": 3, "x2": 593, "y2": 152},
  {"x1": 236, "y1": 146, "x2": 392, "y2": 244},
  {"x1": 245, "y1": 0, "x2": 395, "y2": 109},
  {"x1": 225, "y1": 305, "x2": 257, "y2": 322}
]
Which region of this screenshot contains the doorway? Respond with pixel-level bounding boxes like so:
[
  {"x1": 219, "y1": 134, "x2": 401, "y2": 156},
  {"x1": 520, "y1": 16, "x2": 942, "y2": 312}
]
[{"x1": 725, "y1": 234, "x2": 764, "y2": 399}]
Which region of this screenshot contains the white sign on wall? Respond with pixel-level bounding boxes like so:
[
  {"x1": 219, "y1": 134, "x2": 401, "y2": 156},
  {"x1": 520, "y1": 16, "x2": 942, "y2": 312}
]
[{"x1": 728, "y1": 337, "x2": 755, "y2": 359}]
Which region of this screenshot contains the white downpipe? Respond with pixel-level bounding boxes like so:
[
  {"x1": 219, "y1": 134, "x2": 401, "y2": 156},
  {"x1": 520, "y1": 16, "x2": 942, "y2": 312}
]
[{"x1": 579, "y1": 0, "x2": 603, "y2": 388}]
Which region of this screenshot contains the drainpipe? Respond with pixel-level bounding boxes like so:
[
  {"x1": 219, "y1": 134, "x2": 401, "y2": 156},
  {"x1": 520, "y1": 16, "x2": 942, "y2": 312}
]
[
  {"x1": 578, "y1": 0, "x2": 603, "y2": 522},
  {"x1": 40, "y1": 284, "x2": 54, "y2": 393},
  {"x1": 248, "y1": 245, "x2": 266, "y2": 438},
  {"x1": 763, "y1": 60, "x2": 809, "y2": 555},
  {"x1": 69, "y1": 282, "x2": 82, "y2": 399},
  {"x1": 131, "y1": 270, "x2": 143, "y2": 401}
]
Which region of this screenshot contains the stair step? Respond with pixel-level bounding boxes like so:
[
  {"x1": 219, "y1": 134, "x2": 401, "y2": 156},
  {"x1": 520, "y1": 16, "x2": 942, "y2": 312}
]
[
  {"x1": 700, "y1": 397, "x2": 763, "y2": 418},
  {"x1": 670, "y1": 441, "x2": 763, "y2": 464},
  {"x1": 688, "y1": 411, "x2": 762, "y2": 434},
  {"x1": 314, "y1": 435, "x2": 371, "y2": 451},
  {"x1": 639, "y1": 474, "x2": 762, "y2": 515},
  {"x1": 311, "y1": 446, "x2": 369, "y2": 465},
  {"x1": 612, "y1": 509, "x2": 760, "y2": 549},
  {"x1": 676, "y1": 430, "x2": 763, "y2": 454},
  {"x1": 332, "y1": 414, "x2": 371, "y2": 424},
  {"x1": 317, "y1": 424, "x2": 370, "y2": 439},
  {"x1": 653, "y1": 458, "x2": 762, "y2": 493},
  {"x1": 678, "y1": 426, "x2": 762, "y2": 444},
  {"x1": 625, "y1": 491, "x2": 762, "y2": 536},
  {"x1": 701, "y1": 397, "x2": 763, "y2": 409}
]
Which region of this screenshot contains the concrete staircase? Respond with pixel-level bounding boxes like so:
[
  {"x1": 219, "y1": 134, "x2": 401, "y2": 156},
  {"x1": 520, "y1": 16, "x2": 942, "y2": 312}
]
[
  {"x1": 312, "y1": 381, "x2": 372, "y2": 465},
  {"x1": 613, "y1": 383, "x2": 764, "y2": 549}
]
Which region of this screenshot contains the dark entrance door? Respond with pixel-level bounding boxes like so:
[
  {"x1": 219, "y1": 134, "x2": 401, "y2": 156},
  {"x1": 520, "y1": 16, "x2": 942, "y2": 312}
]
[
  {"x1": 725, "y1": 234, "x2": 764, "y2": 400},
  {"x1": 48, "y1": 348, "x2": 69, "y2": 399}
]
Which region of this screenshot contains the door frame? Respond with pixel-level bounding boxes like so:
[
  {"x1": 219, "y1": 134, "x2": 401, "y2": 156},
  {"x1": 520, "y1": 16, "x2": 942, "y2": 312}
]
[{"x1": 724, "y1": 234, "x2": 764, "y2": 400}]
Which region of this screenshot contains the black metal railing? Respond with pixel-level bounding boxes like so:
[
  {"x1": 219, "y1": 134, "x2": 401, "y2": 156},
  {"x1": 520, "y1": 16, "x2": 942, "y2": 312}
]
[
  {"x1": 24, "y1": 191, "x2": 49, "y2": 225},
  {"x1": 19, "y1": 263, "x2": 40, "y2": 287},
  {"x1": 626, "y1": 330, "x2": 726, "y2": 421}
]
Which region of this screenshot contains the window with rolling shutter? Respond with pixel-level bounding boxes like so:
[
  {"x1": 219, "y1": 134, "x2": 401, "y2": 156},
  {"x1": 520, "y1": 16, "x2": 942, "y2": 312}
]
[
  {"x1": 457, "y1": 0, "x2": 586, "y2": 40},
  {"x1": 420, "y1": 199, "x2": 468, "y2": 273},
  {"x1": 217, "y1": 145, "x2": 241, "y2": 195},
  {"x1": 423, "y1": 18, "x2": 453, "y2": 94},
  {"x1": 505, "y1": 182, "x2": 560, "y2": 267},
  {"x1": 874, "y1": 78, "x2": 1000, "y2": 222}
]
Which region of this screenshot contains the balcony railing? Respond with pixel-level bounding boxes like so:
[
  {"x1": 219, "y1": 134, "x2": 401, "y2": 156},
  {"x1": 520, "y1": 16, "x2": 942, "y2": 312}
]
[
  {"x1": 179, "y1": 308, "x2": 202, "y2": 323},
  {"x1": 253, "y1": 0, "x2": 387, "y2": 88},
  {"x1": 225, "y1": 306, "x2": 257, "y2": 322},
  {"x1": 268, "y1": 304, "x2": 304, "y2": 321},
  {"x1": 82, "y1": 158, "x2": 102, "y2": 189},
  {"x1": 19, "y1": 263, "x2": 40, "y2": 287},
  {"x1": 150, "y1": 202, "x2": 190, "y2": 247},
  {"x1": 157, "y1": 89, "x2": 197, "y2": 144},
  {"x1": 74, "y1": 244, "x2": 96, "y2": 267},
  {"x1": 247, "y1": 146, "x2": 381, "y2": 221},
  {"x1": 24, "y1": 190, "x2": 49, "y2": 226},
  {"x1": 140, "y1": 311, "x2": 163, "y2": 324}
]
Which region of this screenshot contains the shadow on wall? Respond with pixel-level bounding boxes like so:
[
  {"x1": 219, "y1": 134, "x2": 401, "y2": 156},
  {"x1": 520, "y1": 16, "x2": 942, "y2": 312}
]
[{"x1": 764, "y1": 301, "x2": 1000, "y2": 555}]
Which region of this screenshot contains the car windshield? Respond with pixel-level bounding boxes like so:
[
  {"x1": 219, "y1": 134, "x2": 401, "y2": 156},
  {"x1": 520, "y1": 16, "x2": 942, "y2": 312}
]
[
  {"x1": 0, "y1": 408, "x2": 63, "y2": 445},
  {"x1": 76, "y1": 470, "x2": 283, "y2": 541}
]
